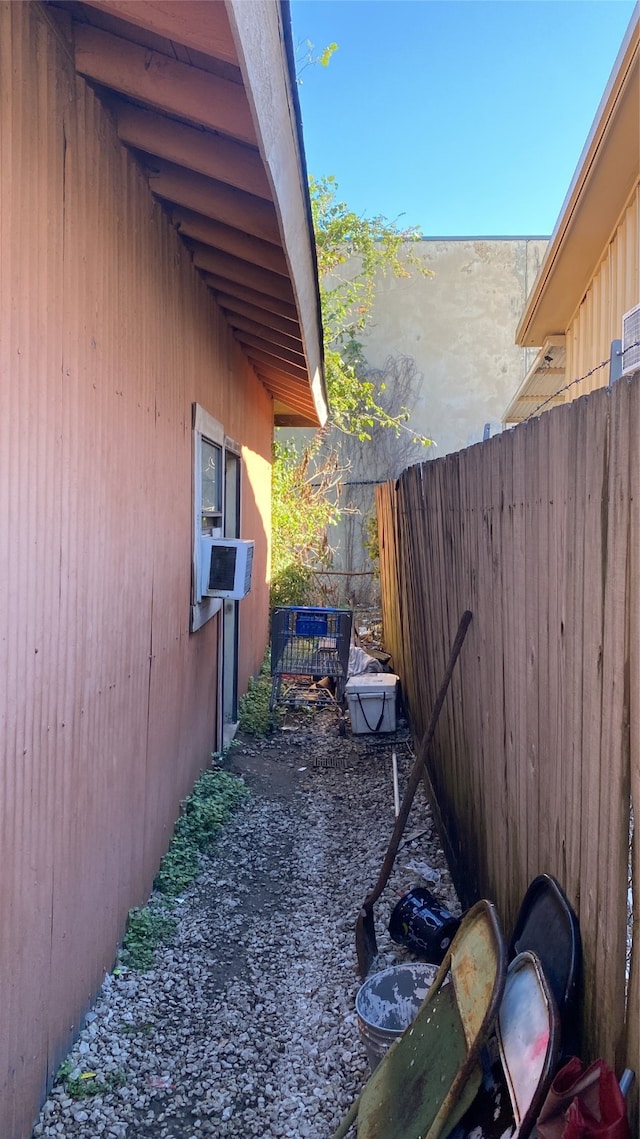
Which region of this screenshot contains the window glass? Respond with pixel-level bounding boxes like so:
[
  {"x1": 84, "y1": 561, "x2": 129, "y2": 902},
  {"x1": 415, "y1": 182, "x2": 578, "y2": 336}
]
[{"x1": 201, "y1": 439, "x2": 222, "y2": 535}]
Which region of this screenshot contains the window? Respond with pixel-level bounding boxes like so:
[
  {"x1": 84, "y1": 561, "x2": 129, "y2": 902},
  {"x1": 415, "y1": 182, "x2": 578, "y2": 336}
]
[
  {"x1": 192, "y1": 404, "x2": 225, "y2": 632},
  {"x1": 191, "y1": 405, "x2": 243, "y2": 632}
]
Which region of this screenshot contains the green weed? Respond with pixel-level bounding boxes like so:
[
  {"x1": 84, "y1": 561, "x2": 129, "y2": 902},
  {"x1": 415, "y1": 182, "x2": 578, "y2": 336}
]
[
  {"x1": 56, "y1": 1060, "x2": 127, "y2": 1100},
  {"x1": 154, "y1": 769, "x2": 248, "y2": 897},
  {"x1": 238, "y1": 672, "x2": 277, "y2": 737},
  {"x1": 122, "y1": 903, "x2": 177, "y2": 971},
  {"x1": 119, "y1": 1019, "x2": 154, "y2": 1036},
  {"x1": 119, "y1": 768, "x2": 247, "y2": 971}
]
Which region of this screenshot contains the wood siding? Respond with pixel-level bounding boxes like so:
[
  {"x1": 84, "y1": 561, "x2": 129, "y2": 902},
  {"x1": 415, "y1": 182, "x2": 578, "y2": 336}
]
[
  {"x1": 566, "y1": 185, "x2": 640, "y2": 393},
  {"x1": 0, "y1": 4, "x2": 272, "y2": 1134},
  {"x1": 377, "y1": 376, "x2": 639, "y2": 1124}
]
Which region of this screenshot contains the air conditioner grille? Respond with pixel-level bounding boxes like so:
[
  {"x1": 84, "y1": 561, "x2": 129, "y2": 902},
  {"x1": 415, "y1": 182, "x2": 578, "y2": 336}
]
[
  {"x1": 208, "y1": 545, "x2": 237, "y2": 592},
  {"x1": 622, "y1": 303, "x2": 640, "y2": 377}
]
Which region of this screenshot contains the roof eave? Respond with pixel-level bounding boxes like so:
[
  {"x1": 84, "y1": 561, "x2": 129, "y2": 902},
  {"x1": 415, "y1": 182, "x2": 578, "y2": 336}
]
[
  {"x1": 225, "y1": 0, "x2": 328, "y2": 428},
  {"x1": 68, "y1": 0, "x2": 327, "y2": 428}
]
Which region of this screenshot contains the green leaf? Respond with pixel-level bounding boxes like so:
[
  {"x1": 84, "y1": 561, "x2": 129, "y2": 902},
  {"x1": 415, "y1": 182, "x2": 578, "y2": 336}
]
[
  {"x1": 308, "y1": 175, "x2": 433, "y2": 439},
  {"x1": 320, "y1": 43, "x2": 338, "y2": 66}
]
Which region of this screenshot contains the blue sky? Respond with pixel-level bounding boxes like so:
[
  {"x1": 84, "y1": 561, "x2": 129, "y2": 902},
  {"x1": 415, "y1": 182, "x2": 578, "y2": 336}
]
[{"x1": 291, "y1": 0, "x2": 637, "y2": 236}]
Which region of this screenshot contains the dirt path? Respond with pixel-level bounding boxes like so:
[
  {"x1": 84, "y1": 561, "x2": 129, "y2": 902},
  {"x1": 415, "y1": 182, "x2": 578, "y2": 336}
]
[{"x1": 33, "y1": 710, "x2": 460, "y2": 1139}]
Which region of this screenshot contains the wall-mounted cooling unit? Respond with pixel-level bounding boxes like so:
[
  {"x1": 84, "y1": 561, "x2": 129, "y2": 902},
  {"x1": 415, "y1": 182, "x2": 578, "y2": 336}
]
[
  {"x1": 621, "y1": 303, "x2": 640, "y2": 377},
  {"x1": 200, "y1": 538, "x2": 254, "y2": 600}
]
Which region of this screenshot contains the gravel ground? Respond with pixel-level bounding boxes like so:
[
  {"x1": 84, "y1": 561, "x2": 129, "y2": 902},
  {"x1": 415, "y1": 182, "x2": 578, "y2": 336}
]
[{"x1": 32, "y1": 705, "x2": 460, "y2": 1139}]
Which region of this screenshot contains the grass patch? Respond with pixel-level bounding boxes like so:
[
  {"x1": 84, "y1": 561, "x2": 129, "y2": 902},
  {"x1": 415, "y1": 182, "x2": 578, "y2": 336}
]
[
  {"x1": 238, "y1": 673, "x2": 275, "y2": 737},
  {"x1": 121, "y1": 902, "x2": 177, "y2": 971},
  {"x1": 154, "y1": 769, "x2": 248, "y2": 896},
  {"x1": 238, "y1": 651, "x2": 282, "y2": 737},
  {"x1": 56, "y1": 1060, "x2": 127, "y2": 1100},
  {"x1": 119, "y1": 767, "x2": 248, "y2": 971}
]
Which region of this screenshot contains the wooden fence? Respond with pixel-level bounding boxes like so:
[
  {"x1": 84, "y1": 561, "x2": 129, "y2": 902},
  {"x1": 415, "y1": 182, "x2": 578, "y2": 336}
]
[{"x1": 376, "y1": 375, "x2": 639, "y2": 1110}]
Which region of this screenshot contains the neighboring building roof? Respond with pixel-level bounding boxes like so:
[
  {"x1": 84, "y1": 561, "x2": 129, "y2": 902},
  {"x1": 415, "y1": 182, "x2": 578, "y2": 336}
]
[
  {"x1": 502, "y1": 336, "x2": 566, "y2": 424},
  {"x1": 515, "y1": 8, "x2": 639, "y2": 350},
  {"x1": 48, "y1": 0, "x2": 327, "y2": 427}
]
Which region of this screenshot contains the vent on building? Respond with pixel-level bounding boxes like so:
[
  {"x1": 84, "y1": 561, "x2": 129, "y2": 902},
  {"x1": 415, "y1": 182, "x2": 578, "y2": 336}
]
[
  {"x1": 200, "y1": 539, "x2": 254, "y2": 600},
  {"x1": 621, "y1": 303, "x2": 640, "y2": 377}
]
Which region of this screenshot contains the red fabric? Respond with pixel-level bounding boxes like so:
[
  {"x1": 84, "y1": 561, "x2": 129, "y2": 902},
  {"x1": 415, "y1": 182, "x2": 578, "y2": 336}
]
[{"x1": 536, "y1": 1057, "x2": 631, "y2": 1139}]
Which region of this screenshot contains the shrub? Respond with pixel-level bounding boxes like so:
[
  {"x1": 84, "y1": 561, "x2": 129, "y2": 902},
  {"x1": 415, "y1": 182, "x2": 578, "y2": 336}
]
[{"x1": 238, "y1": 672, "x2": 279, "y2": 737}]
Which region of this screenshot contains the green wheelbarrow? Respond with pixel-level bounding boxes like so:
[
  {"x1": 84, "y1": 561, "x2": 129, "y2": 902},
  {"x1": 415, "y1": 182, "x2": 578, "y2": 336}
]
[{"x1": 332, "y1": 899, "x2": 506, "y2": 1139}]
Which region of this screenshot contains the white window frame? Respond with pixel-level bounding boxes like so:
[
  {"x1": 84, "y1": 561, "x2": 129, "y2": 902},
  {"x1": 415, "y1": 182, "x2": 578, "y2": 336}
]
[{"x1": 191, "y1": 404, "x2": 225, "y2": 632}]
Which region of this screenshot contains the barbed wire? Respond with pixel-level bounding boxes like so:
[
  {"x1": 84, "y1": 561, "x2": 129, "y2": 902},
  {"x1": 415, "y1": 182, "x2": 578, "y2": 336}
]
[
  {"x1": 524, "y1": 339, "x2": 640, "y2": 421},
  {"x1": 524, "y1": 358, "x2": 609, "y2": 420}
]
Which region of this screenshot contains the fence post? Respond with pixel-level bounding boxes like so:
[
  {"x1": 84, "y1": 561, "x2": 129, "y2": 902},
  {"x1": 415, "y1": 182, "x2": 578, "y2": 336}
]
[{"x1": 609, "y1": 339, "x2": 623, "y2": 385}]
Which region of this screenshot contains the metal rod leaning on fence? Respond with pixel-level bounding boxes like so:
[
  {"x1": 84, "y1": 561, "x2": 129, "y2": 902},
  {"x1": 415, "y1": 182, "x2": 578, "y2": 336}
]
[{"x1": 355, "y1": 610, "x2": 473, "y2": 980}]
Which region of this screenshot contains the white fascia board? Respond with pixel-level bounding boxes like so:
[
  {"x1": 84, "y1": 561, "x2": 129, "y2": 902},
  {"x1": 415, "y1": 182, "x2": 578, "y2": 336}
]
[{"x1": 225, "y1": 0, "x2": 328, "y2": 427}]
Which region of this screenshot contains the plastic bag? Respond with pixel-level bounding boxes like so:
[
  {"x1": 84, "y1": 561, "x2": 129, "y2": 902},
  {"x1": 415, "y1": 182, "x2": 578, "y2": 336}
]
[{"x1": 536, "y1": 1056, "x2": 631, "y2": 1139}]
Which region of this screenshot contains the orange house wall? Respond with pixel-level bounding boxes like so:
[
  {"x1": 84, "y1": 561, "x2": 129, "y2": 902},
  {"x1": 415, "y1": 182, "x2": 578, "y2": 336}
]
[{"x1": 0, "y1": 4, "x2": 272, "y2": 1135}]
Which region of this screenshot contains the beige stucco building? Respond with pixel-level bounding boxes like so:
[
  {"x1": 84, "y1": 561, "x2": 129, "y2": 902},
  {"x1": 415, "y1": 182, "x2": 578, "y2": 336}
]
[
  {"x1": 360, "y1": 236, "x2": 548, "y2": 456},
  {"x1": 318, "y1": 237, "x2": 547, "y2": 603}
]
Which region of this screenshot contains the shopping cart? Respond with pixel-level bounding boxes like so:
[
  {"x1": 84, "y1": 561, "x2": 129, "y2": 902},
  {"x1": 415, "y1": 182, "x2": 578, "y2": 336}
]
[{"x1": 270, "y1": 606, "x2": 353, "y2": 715}]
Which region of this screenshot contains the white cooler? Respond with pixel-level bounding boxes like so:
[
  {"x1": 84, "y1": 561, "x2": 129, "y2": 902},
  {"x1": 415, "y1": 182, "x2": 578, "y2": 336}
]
[{"x1": 345, "y1": 673, "x2": 398, "y2": 734}]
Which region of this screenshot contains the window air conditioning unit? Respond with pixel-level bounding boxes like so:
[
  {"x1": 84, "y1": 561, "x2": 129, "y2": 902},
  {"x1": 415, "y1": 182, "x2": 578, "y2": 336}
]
[
  {"x1": 621, "y1": 303, "x2": 640, "y2": 377},
  {"x1": 200, "y1": 538, "x2": 254, "y2": 600}
]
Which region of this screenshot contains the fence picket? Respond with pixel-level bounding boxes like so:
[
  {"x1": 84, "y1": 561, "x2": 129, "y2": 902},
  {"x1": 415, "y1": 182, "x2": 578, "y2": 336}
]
[
  {"x1": 376, "y1": 379, "x2": 637, "y2": 1115},
  {"x1": 595, "y1": 381, "x2": 630, "y2": 1067},
  {"x1": 626, "y1": 379, "x2": 640, "y2": 1117}
]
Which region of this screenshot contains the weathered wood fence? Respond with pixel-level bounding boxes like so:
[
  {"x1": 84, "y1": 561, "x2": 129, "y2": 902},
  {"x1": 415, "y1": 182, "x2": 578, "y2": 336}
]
[{"x1": 376, "y1": 376, "x2": 639, "y2": 1107}]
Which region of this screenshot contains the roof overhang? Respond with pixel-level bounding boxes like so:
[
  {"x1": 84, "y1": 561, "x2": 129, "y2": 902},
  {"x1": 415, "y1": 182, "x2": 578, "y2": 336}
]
[
  {"x1": 516, "y1": 9, "x2": 639, "y2": 349},
  {"x1": 47, "y1": 0, "x2": 328, "y2": 428},
  {"x1": 503, "y1": 336, "x2": 567, "y2": 424}
]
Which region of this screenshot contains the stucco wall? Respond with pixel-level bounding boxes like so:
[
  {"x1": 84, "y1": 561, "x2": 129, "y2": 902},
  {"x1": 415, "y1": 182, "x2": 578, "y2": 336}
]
[
  {"x1": 361, "y1": 237, "x2": 548, "y2": 455},
  {"x1": 301, "y1": 238, "x2": 548, "y2": 604}
]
